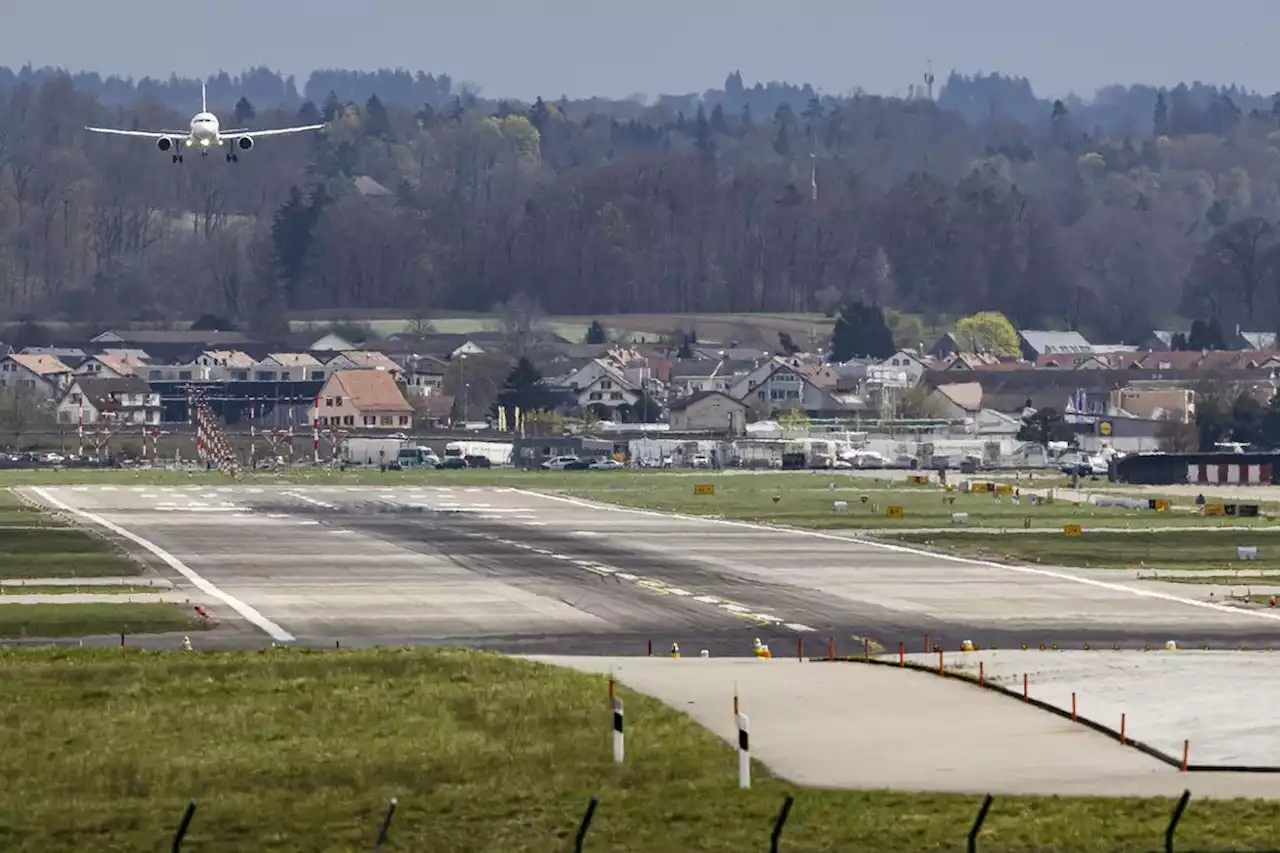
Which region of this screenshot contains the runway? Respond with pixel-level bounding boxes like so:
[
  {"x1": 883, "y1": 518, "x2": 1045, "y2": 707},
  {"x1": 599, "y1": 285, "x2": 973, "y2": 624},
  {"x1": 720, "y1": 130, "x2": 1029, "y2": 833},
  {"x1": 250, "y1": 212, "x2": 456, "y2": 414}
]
[{"x1": 23, "y1": 484, "x2": 1280, "y2": 654}]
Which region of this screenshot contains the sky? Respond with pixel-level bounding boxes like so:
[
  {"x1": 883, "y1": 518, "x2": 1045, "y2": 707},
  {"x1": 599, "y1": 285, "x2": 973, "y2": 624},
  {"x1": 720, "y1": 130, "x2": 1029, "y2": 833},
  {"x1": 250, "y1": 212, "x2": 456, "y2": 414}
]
[{"x1": 2, "y1": 0, "x2": 1277, "y2": 102}]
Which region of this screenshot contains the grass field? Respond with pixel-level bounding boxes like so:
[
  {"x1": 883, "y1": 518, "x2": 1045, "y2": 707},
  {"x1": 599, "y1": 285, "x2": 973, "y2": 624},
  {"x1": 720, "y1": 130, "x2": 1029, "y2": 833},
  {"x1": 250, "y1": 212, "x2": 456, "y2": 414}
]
[
  {"x1": 0, "y1": 646, "x2": 1275, "y2": 853},
  {"x1": 0, "y1": 603, "x2": 201, "y2": 639},
  {"x1": 890, "y1": 529, "x2": 1280, "y2": 570},
  {"x1": 0, "y1": 584, "x2": 159, "y2": 595}
]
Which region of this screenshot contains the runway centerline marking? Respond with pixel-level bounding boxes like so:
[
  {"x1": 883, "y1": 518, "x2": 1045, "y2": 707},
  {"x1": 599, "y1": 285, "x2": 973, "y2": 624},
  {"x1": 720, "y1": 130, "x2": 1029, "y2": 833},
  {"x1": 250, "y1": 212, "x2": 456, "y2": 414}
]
[
  {"x1": 513, "y1": 489, "x2": 1280, "y2": 624},
  {"x1": 29, "y1": 487, "x2": 294, "y2": 643}
]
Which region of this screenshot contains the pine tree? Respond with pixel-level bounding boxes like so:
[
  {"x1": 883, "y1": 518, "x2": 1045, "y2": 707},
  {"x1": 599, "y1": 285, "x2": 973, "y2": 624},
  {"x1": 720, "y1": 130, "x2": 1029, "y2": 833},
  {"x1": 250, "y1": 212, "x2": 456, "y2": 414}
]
[
  {"x1": 829, "y1": 302, "x2": 896, "y2": 362},
  {"x1": 233, "y1": 96, "x2": 256, "y2": 125},
  {"x1": 494, "y1": 357, "x2": 553, "y2": 421},
  {"x1": 585, "y1": 320, "x2": 607, "y2": 344},
  {"x1": 321, "y1": 91, "x2": 342, "y2": 123},
  {"x1": 363, "y1": 93, "x2": 392, "y2": 138}
]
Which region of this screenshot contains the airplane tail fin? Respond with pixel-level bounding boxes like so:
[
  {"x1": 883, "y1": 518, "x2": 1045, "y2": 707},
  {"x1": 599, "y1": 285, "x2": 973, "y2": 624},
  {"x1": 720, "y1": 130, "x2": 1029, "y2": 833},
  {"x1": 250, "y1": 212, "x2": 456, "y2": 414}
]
[{"x1": 201, "y1": 82, "x2": 207, "y2": 114}]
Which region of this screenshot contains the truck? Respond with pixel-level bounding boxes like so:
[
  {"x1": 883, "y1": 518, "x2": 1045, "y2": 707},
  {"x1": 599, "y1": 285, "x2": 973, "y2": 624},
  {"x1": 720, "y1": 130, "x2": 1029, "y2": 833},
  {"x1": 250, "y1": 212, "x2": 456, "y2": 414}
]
[
  {"x1": 342, "y1": 437, "x2": 409, "y2": 467},
  {"x1": 443, "y1": 440, "x2": 513, "y2": 467},
  {"x1": 396, "y1": 445, "x2": 440, "y2": 468}
]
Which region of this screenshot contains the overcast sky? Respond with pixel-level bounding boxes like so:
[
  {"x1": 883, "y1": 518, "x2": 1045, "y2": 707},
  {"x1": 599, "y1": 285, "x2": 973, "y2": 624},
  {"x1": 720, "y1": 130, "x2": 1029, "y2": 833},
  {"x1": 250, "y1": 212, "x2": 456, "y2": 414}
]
[{"x1": 2, "y1": 0, "x2": 1276, "y2": 101}]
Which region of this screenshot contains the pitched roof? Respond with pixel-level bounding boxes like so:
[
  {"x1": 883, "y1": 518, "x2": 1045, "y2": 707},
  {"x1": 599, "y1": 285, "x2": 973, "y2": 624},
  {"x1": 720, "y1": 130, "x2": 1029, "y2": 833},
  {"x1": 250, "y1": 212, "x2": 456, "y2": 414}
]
[
  {"x1": 329, "y1": 370, "x2": 412, "y2": 413},
  {"x1": 934, "y1": 382, "x2": 983, "y2": 413},
  {"x1": 668, "y1": 390, "x2": 746, "y2": 412},
  {"x1": 333, "y1": 350, "x2": 402, "y2": 371},
  {"x1": 1019, "y1": 330, "x2": 1093, "y2": 355},
  {"x1": 69, "y1": 376, "x2": 152, "y2": 412},
  {"x1": 263, "y1": 352, "x2": 322, "y2": 368},
  {"x1": 416, "y1": 395, "x2": 455, "y2": 420},
  {"x1": 9, "y1": 353, "x2": 71, "y2": 376},
  {"x1": 93, "y1": 329, "x2": 250, "y2": 345}
]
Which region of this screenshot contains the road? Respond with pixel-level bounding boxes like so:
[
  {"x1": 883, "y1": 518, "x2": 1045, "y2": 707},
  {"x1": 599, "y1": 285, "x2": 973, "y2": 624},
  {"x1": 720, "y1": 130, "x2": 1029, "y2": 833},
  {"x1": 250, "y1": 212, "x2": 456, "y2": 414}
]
[{"x1": 22, "y1": 484, "x2": 1280, "y2": 654}]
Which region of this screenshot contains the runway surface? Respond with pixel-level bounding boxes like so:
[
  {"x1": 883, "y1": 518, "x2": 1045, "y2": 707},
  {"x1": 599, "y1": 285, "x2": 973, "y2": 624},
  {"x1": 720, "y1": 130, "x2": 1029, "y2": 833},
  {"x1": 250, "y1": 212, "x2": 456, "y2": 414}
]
[{"x1": 23, "y1": 484, "x2": 1280, "y2": 654}]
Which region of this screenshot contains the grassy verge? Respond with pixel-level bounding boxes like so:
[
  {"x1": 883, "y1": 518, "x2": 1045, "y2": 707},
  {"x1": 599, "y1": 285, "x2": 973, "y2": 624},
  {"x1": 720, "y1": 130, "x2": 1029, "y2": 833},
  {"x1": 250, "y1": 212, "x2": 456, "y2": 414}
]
[
  {"x1": 0, "y1": 584, "x2": 160, "y2": 596},
  {"x1": 890, "y1": 529, "x2": 1280, "y2": 570},
  {"x1": 0, "y1": 647, "x2": 1275, "y2": 853},
  {"x1": 0, "y1": 528, "x2": 140, "y2": 579},
  {"x1": 0, "y1": 603, "x2": 202, "y2": 638}
]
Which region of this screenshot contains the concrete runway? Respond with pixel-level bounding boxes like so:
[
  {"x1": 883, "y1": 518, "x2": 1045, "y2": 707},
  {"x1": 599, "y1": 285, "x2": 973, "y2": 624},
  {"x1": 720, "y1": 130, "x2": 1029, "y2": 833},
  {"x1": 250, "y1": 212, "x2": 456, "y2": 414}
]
[{"x1": 22, "y1": 484, "x2": 1280, "y2": 654}]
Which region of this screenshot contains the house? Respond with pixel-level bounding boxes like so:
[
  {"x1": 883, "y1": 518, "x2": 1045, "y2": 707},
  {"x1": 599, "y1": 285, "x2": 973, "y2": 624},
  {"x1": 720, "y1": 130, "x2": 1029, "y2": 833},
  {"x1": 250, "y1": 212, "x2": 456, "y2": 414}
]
[
  {"x1": 568, "y1": 358, "x2": 643, "y2": 418},
  {"x1": 314, "y1": 369, "x2": 413, "y2": 430},
  {"x1": 1018, "y1": 330, "x2": 1093, "y2": 361},
  {"x1": 1111, "y1": 387, "x2": 1196, "y2": 422},
  {"x1": 324, "y1": 350, "x2": 404, "y2": 376},
  {"x1": 56, "y1": 377, "x2": 160, "y2": 425},
  {"x1": 400, "y1": 356, "x2": 447, "y2": 398},
  {"x1": 0, "y1": 353, "x2": 73, "y2": 398},
  {"x1": 929, "y1": 382, "x2": 983, "y2": 419},
  {"x1": 728, "y1": 357, "x2": 857, "y2": 417},
  {"x1": 877, "y1": 349, "x2": 930, "y2": 383},
  {"x1": 669, "y1": 358, "x2": 756, "y2": 399},
  {"x1": 928, "y1": 333, "x2": 964, "y2": 360},
  {"x1": 1035, "y1": 353, "x2": 1110, "y2": 370},
  {"x1": 668, "y1": 391, "x2": 747, "y2": 434},
  {"x1": 306, "y1": 333, "x2": 356, "y2": 352},
  {"x1": 74, "y1": 353, "x2": 146, "y2": 379},
  {"x1": 255, "y1": 353, "x2": 327, "y2": 382}
]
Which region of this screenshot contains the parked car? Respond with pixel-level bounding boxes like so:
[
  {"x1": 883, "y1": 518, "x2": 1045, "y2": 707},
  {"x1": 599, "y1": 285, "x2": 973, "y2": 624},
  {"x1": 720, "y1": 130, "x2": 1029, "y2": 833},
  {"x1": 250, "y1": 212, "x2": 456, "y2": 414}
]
[
  {"x1": 541, "y1": 455, "x2": 580, "y2": 470},
  {"x1": 463, "y1": 454, "x2": 491, "y2": 469},
  {"x1": 436, "y1": 457, "x2": 468, "y2": 469},
  {"x1": 588, "y1": 458, "x2": 624, "y2": 470}
]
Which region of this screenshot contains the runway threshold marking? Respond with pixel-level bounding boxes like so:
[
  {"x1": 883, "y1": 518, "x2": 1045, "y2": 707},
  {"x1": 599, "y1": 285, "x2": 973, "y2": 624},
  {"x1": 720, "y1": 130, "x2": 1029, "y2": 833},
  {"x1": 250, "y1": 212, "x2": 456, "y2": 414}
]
[
  {"x1": 28, "y1": 487, "x2": 295, "y2": 643},
  {"x1": 456, "y1": 527, "x2": 814, "y2": 632},
  {"x1": 514, "y1": 489, "x2": 1280, "y2": 625}
]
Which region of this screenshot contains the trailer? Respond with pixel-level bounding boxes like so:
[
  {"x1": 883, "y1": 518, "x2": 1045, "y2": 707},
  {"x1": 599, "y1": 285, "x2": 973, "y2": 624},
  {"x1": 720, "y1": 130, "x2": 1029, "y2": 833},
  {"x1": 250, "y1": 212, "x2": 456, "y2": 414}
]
[
  {"x1": 342, "y1": 437, "x2": 409, "y2": 466},
  {"x1": 443, "y1": 440, "x2": 513, "y2": 466}
]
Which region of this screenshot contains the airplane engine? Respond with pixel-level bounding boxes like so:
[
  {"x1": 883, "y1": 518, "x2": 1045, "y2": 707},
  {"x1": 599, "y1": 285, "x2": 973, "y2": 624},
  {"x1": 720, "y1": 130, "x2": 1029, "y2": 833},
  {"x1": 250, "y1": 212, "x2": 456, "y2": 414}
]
[
  {"x1": 156, "y1": 136, "x2": 174, "y2": 152},
  {"x1": 237, "y1": 136, "x2": 254, "y2": 151}
]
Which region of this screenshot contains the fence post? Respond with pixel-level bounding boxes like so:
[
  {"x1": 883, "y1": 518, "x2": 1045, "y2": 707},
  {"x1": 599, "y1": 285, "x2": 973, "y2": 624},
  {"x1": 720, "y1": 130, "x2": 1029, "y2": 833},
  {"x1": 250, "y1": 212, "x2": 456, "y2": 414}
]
[
  {"x1": 373, "y1": 797, "x2": 397, "y2": 853},
  {"x1": 1165, "y1": 790, "x2": 1191, "y2": 853},
  {"x1": 770, "y1": 794, "x2": 795, "y2": 853},
  {"x1": 967, "y1": 794, "x2": 994, "y2": 853},
  {"x1": 736, "y1": 712, "x2": 751, "y2": 789},
  {"x1": 573, "y1": 796, "x2": 599, "y2": 853},
  {"x1": 171, "y1": 799, "x2": 197, "y2": 853},
  {"x1": 612, "y1": 698, "x2": 624, "y2": 764}
]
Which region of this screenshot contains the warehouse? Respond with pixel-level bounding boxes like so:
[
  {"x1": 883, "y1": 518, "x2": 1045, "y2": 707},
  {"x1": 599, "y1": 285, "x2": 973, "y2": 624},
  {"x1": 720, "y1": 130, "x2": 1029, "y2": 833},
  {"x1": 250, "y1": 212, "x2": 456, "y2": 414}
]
[{"x1": 1112, "y1": 452, "x2": 1280, "y2": 486}]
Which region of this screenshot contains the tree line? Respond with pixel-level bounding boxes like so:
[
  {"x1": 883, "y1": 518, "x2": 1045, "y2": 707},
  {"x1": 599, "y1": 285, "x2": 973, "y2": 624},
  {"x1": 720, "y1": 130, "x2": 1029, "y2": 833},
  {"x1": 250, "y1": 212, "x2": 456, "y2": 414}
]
[{"x1": 5, "y1": 67, "x2": 1280, "y2": 341}]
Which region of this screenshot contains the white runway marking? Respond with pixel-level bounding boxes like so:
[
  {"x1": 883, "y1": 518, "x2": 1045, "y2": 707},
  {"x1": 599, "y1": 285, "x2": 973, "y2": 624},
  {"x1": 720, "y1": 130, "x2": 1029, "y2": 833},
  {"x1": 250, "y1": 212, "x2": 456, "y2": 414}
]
[
  {"x1": 283, "y1": 491, "x2": 337, "y2": 510},
  {"x1": 518, "y1": 490, "x2": 1280, "y2": 625},
  {"x1": 30, "y1": 487, "x2": 294, "y2": 643}
]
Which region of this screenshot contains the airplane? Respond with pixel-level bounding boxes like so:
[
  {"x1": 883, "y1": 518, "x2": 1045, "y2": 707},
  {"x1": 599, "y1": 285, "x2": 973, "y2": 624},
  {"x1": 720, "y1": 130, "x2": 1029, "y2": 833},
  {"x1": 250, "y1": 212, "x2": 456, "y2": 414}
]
[{"x1": 84, "y1": 83, "x2": 326, "y2": 163}]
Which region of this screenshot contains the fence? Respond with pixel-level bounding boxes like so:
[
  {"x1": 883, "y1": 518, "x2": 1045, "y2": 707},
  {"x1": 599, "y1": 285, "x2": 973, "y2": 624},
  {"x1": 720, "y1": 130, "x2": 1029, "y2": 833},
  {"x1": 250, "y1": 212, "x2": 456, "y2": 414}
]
[{"x1": 160, "y1": 789, "x2": 1208, "y2": 852}]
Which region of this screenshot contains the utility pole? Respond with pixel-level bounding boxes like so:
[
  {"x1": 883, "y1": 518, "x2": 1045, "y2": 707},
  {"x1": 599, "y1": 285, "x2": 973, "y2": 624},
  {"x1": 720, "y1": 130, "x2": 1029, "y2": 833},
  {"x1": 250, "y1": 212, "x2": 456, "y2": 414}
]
[{"x1": 924, "y1": 60, "x2": 935, "y2": 101}]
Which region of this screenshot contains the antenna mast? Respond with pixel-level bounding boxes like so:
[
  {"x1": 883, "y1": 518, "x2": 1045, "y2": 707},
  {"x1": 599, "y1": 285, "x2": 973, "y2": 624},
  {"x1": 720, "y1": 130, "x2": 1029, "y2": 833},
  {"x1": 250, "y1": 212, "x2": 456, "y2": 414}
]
[{"x1": 923, "y1": 60, "x2": 935, "y2": 101}]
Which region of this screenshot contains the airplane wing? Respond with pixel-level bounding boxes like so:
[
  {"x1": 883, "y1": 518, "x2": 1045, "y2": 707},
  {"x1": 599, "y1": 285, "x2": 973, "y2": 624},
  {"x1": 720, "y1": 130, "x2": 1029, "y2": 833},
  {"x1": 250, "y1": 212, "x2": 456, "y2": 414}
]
[
  {"x1": 221, "y1": 124, "x2": 326, "y2": 140},
  {"x1": 84, "y1": 126, "x2": 189, "y2": 138}
]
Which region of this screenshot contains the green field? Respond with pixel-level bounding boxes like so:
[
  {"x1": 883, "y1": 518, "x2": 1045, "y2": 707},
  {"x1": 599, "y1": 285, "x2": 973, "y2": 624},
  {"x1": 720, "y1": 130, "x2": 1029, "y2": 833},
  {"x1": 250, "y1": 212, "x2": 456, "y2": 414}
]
[
  {"x1": 0, "y1": 584, "x2": 159, "y2": 595},
  {"x1": 0, "y1": 603, "x2": 202, "y2": 639},
  {"x1": 0, "y1": 646, "x2": 1273, "y2": 853},
  {"x1": 890, "y1": 529, "x2": 1280, "y2": 570}
]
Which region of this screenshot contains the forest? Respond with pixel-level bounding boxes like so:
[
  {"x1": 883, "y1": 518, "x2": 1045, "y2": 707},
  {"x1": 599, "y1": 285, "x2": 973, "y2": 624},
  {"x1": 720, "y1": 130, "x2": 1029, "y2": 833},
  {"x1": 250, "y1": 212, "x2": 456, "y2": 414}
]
[{"x1": 1, "y1": 64, "x2": 1280, "y2": 343}]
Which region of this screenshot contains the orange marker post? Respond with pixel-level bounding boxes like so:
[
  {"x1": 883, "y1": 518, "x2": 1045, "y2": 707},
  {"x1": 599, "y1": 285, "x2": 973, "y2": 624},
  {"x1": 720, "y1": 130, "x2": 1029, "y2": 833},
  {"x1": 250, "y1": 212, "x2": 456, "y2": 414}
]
[
  {"x1": 937, "y1": 648, "x2": 944, "y2": 675},
  {"x1": 647, "y1": 639, "x2": 652, "y2": 657},
  {"x1": 798, "y1": 637, "x2": 804, "y2": 662},
  {"x1": 1120, "y1": 713, "x2": 1127, "y2": 745},
  {"x1": 899, "y1": 642, "x2": 905, "y2": 667},
  {"x1": 1071, "y1": 692, "x2": 1077, "y2": 722},
  {"x1": 1023, "y1": 673, "x2": 1028, "y2": 701},
  {"x1": 978, "y1": 661, "x2": 985, "y2": 687},
  {"x1": 733, "y1": 693, "x2": 739, "y2": 715},
  {"x1": 1182, "y1": 739, "x2": 1189, "y2": 772},
  {"x1": 863, "y1": 637, "x2": 869, "y2": 661},
  {"x1": 608, "y1": 677, "x2": 616, "y2": 702},
  {"x1": 924, "y1": 633, "x2": 930, "y2": 654},
  {"x1": 828, "y1": 636, "x2": 835, "y2": 661}
]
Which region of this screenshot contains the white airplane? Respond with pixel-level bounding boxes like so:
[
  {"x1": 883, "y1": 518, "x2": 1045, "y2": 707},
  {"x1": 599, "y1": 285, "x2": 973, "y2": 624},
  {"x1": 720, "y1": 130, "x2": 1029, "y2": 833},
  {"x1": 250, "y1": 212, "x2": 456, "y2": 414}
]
[{"x1": 84, "y1": 83, "x2": 326, "y2": 163}]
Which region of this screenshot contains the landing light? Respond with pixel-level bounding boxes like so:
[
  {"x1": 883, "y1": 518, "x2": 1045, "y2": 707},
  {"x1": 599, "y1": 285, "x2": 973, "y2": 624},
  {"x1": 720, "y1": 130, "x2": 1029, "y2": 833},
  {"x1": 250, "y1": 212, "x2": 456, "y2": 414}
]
[{"x1": 200, "y1": 138, "x2": 210, "y2": 147}]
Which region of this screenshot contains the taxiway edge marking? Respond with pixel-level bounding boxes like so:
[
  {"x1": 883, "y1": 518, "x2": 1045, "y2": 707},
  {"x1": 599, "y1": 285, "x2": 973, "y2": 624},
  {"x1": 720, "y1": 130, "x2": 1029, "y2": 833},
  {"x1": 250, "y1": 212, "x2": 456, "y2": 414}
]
[
  {"x1": 28, "y1": 487, "x2": 296, "y2": 643},
  {"x1": 509, "y1": 488, "x2": 1280, "y2": 625}
]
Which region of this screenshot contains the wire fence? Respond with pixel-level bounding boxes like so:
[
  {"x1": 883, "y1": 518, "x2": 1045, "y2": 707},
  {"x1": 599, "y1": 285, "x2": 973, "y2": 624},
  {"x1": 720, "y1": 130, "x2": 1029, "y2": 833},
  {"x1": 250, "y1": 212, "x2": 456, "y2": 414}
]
[{"x1": 162, "y1": 789, "x2": 1212, "y2": 853}]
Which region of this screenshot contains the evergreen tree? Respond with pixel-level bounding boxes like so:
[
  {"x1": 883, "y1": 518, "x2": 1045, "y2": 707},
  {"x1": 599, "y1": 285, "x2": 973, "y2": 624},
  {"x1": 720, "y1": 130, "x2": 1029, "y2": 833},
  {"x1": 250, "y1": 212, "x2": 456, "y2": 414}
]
[
  {"x1": 694, "y1": 104, "x2": 713, "y2": 157},
  {"x1": 585, "y1": 320, "x2": 607, "y2": 344},
  {"x1": 1153, "y1": 92, "x2": 1170, "y2": 136},
  {"x1": 709, "y1": 104, "x2": 728, "y2": 135},
  {"x1": 494, "y1": 357, "x2": 554, "y2": 422},
  {"x1": 829, "y1": 302, "x2": 896, "y2": 362},
  {"x1": 233, "y1": 96, "x2": 256, "y2": 125},
  {"x1": 271, "y1": 186, "x2": 313, "y2": 301},
  {"x1": 321, "y1": 90, "x2": 342, "y2": 123},
  {"x1": 296, "y1": 100, "x2": 322, "y2": 124},
  {"x1": 529, "y1": 96, "x2": 550, "y2": 131},
  {"x1": 363, "y1": 93, "x2": 392, "y2": 138},
  {"x1": 777, "y1": 331, "x2": 801, "y2": 355}
]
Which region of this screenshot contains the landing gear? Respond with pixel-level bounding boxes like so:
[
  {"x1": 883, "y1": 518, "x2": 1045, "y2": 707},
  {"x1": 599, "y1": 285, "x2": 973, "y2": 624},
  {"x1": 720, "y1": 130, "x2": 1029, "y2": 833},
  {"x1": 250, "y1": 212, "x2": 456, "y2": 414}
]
[
  {"x1": 172, "y1": 154, "x2": 184, "y2": 163},
  {"x1": 200, "y1": 149, "x2": 209, "y2": 158},
  {"x1": 225, "y1": 152, "x2": 239, "y2": 163}
]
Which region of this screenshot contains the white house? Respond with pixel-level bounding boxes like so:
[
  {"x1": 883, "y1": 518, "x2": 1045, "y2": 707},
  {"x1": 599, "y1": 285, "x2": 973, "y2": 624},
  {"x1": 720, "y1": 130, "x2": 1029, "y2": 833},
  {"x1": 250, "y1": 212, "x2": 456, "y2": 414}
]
[
  {"x1": 57, "y1": 377, "x2": 161, "y2": 425},
  {"x1": 306, "y1": 333, "x2": 356, "y2": 352},
  {"x1": 727, "y1": 357, "x2": 848, "y2": 415},
  {"x1": 668, "y1": 391, "x2": 747, "y2": 433},
  {"x1": 877, "y1": 349, "x2": 929, "y2": 384},
  {"x1": 255, "y1": 353, "x2": 327, "y2": 382},
  {"x1": 323, "y1": 350, "x2": 404, "y2": 376},
  {"x1": 74, "y1": 353, "x2": 146, "y2": 379},
  {"x1": 0, "y1": 353, "x2": 73, "y2": 399}
]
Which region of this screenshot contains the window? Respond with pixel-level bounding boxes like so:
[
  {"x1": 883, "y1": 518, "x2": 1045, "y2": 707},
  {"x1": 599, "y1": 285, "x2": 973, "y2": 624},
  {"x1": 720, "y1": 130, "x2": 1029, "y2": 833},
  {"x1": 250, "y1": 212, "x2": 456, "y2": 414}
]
[
  {"x1": 281, "y1": 372, "x2": 291, "y2": 381},
  {"x1": 256, "y1": 371, "x2": 274, "y2": 381},
  {"x1": 178, "y1": 371, "x2": 192, "y2": 380},
  {"x1": 343, "y1": 415, "x2": 354, "y2": 426},
  {"x1": 589, "y1": 392, "x2": 602, "y2": 401},
  {"x1": 335, "y1": 397, "x2": 343, "y2": 406},
  {"x1": 310, "y1": 371, "x2": 325, "y2": 381},
  {"x1": 601, "y1": 380, "x2": 613, "y2": 390},
  {"x1": 381, "y1": 415, "x2": 393, "y2": 425},
  {"x1": 319, "y1": 416, "x2": 328, "y2": 426},
  {"x1": 363, "y1": 416, "x2": 376, "y2": 426},
  {"x1": 609, "y1": 392, "x2": 622, "y2": 400},
  {"x1": 232, "y1": 370, "x2": 248, "y2": 381},
  {"x1": 325, "y1": 397, "x2": 333, "y2": 407},
  {"x1": 398, "y1": 415, "x2": 409, "y2": 425}
]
